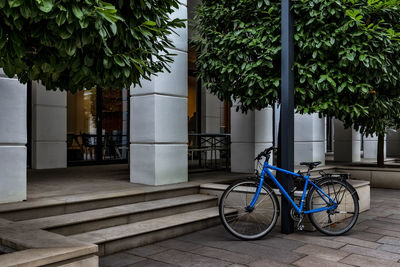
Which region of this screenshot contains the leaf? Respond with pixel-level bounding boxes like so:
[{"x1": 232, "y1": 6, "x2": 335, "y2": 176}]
[
  {"x1": 142, "y1": 21, "x2": 156, "y2": 26},
  {"x1": 37, "y1": 0, "x2": 54, "y2": 13},
  {"x1": 65, "y1": 41, "x2": 76, "y2": 56},
  {"x1": 72, "y1": 4, "x2": 84, "y2": 20},
  {"x1": 56, "y1": 12, "x2": 67, "y2": 26},
  {"x1": 84, "y1": 55, "x2": 94, "y2": 67},
  {"x1": 8, "y1": 0, "x2": 23, "y2": 8},
  {"x1": 346, "y1": 52, "x2": 355, "y2": 61},
  {"x1": 114, "y1": 56, "x2": 125, "y2": 67}
]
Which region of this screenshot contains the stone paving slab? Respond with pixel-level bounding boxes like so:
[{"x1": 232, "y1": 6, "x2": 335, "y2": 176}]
[
  {"x1": 340, "y1": 244, "x2": 400, "y2": 261},
  {"x1": 282, "y1": 233, "x2": 346, "y2": 249},
  {"x1": 125, "y1": 259, "x2": 177, "y2": 267},
  {"x1": 378, "y1": 236, "x2": 400, "y2": 246},
  {"x1": 149, "y1": 249, "x2": 232, "y2": 267},
  {"x1": 379, "y1": 244, "x2": 400, "y2": 254},
  {"x1": 100, "y1": 252, "x2": 144, "y2": 267},
  {"x1": 333, "y1": 236, "x2": 380, "y2": 248},
  {"x1": 156, "y1": 239, "x2": 203, "y2": 252},
  {"x1": 366, "y1": 227, "x2": 400, "y2": 238},
  {"x1": 342, "y1": 230, "x2": 382, "y2": 242},
  {"x1": 190, "y1": 246, "x2": 254, "y2": 265},
  {"x1": 126, "y1": 244, "x2": 169, "y2": 257},
  {"x1": 293, "y1": 255, "x2": 352, "y2": 267},
  {"x1": 340, "y1": 254, "x2": 400, "y2": 267},
  {"x1": 293, "y1": 244, "x2": 350, "y2": 262}
]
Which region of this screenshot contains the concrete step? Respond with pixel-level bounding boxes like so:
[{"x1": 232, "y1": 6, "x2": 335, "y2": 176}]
[
  {"x1": 70, "y1": 207, "x2": 234, "y2": 256},
  {"x1": 19, "y1": 194, "x2": 218, "y2": 236},
  {"x1": 0, "y1": 185, "x2": 199, "y2": 221}
]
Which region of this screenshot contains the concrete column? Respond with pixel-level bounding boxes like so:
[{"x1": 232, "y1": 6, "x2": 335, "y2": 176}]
[
  {"x1": 201, "y1": 90, "x2": 224, "y2": 159},
  {"x1": 201, "y1": 90, "x2": 223, "y2": 134},
  {"x1": 31, "y1": 82, "x2": 67, "y2": 169},
  {"x1": 387, "y1": 130, "x2": 400, "y2": 157},
  {"x1": 130, "y1": 2, "x2": 188, "y2": 185},
  {"x1": 0, "y1": 69, "x2": 27, "y2": 203},
  {"x1": 254, "y1": 108, "x2": 274, "y2": 166},
  {"x1": 294, "y1": 113, "x2": 325, "y2": 166},
  {"x1": 230, "y1": 106, "x2": 254, "y2": 173},
  {"x1": 334, "y1": 119, "x2": 361, "y2": 162},
  {"x1": 231, "y1": 107, "x2": 273, "y2": 173},
  {"x1": 363, "y1": 134, "x2": 386, "y2": 159}
]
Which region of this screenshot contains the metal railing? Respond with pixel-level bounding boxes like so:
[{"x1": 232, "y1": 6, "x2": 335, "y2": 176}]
[{"x1": 188, "y1": 133, "x2": 231, "y2": 170}]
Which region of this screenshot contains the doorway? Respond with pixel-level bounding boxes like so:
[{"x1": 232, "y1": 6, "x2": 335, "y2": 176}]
[{"x1": 66, "y1": 88, "x2": 129, "y2": 165}]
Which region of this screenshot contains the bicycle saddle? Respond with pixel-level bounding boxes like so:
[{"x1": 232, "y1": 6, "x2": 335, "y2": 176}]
[{"x1": 299, "y1": 161, "x2": 321, "y2": 170}]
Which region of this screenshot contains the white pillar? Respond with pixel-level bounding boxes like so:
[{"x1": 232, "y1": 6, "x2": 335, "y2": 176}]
[
  {"x1": 130, "y1": 2, "x2": 188, "y2": 185},
  {"x1": 255, "y1": 108, "x2": 274, "y2": 165},
  {"x1": 31, "y1": 82, "x2": 67, "y2": 169},
  {"x1": 334, "y1": 119, "x2": 361, "y2": 162},
  {"x1": 230, "y1": 107, "x2": 254, "y2": 173},
  {"x1": 0, "y1": 70, "x2": 27, "y2": 203},
  {"x1": 387, "y1": 130, "x2": 400, "y2": 157},
  {"x1": 294, "y1": 113, "x2": 325, "y2": 165},
  {"x1": 363, "y1": 134, "x2": 386, "y2": 160},
  {"x1": 201, "y1": 90, "x2": 223, "y2": 134}
]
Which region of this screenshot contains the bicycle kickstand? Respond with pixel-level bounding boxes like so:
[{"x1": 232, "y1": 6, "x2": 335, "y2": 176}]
[{"x1": 296, "y1": 214, "x2": 305, "y2": 231}]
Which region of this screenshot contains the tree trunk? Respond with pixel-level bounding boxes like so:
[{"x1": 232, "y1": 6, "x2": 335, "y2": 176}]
[{"x1": 377, "y1": 134, "x2": 385, "y2": 167}]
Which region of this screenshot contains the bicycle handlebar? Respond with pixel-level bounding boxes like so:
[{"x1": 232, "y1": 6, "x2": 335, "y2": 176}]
[{"x1": 255, "y1": 146, "x2": 277, "y2": 161}]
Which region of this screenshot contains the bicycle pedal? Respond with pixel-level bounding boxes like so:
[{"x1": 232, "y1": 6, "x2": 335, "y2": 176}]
[{"x1": 297, "y1": 224, "x2": 304, "y2": 231}]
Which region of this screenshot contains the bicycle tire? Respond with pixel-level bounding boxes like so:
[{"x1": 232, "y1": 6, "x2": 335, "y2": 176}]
[
  {"x1": 306, "y1": 177, "x2": 359, "y2": 236},
  {"x1": 219, "y1": 178, "x2": 279, "y2": 240}
]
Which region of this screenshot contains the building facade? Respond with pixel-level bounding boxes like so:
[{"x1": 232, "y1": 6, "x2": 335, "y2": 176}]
[{"x1": 0, "y1": 0, "x2": 396, "y2": 204}]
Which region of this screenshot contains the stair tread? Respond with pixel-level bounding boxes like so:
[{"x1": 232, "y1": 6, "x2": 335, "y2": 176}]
[
  {"x1": 19, "y1": 194, "x2": 217, "y2": 229},
  {"x1": 0, "y1": 184, "x2": 201, "y2": 213},
  {"x1": 70, "y1": 207, "x2": 232, "y2": 244}
]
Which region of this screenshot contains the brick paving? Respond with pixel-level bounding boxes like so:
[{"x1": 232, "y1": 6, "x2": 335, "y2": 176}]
[{"x1": 100, "y1": 188, "x2": 400, "y2": 267}]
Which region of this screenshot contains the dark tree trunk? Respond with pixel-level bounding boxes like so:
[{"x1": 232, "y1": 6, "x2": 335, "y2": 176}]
[{"x1": 377, "y1": 134, "x2": 385, "y2": 167}]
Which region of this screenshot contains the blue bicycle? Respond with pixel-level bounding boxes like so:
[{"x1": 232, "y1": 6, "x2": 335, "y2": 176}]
[{"x1": 219, "y1": 147, "x2": 359, "y2": 239}]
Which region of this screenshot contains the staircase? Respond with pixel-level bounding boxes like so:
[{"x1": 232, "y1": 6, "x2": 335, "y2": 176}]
[{"x1": 0, "y1": 185, "x2": 227, "y2": 256}]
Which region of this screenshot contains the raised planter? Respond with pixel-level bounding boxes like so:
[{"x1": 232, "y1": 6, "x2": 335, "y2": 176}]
[
  {"x1": 200, "y1": 179, "x2": 370, "y2": 231},
  {"x1": 335, "y1": 166, "x2": 400, "y2": 189}
]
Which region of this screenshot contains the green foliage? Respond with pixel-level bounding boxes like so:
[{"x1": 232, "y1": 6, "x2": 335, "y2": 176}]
[
  {"x1": 0, "y1": 0, "x2": 185, "y2": 92},
  {"x1": 194, "y1": 0, "x2": 400, "y2": 136}
]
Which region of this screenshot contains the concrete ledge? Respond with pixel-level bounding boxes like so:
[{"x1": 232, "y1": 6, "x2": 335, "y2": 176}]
[
  {"x1": 201, "y1": 179, "x2": 370, "y2": 231},
  {"x1": 335, "y1": 166, "x2": 400, "y2": 189},
  {"x1": 0, "y1": 218, "x2": 98, "y2": 267}
]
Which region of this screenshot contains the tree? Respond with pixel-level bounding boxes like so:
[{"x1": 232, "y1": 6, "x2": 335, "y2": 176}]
[
  {"x1": 194, "y1": 0, "x2": 400, "y2": 165},
  {"x1": 0, "y1": 0, "x2": 185, "y2": 92}
]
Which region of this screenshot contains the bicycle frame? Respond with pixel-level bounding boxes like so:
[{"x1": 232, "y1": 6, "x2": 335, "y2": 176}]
[{"x1": 249, "y1": 162, "x2": 337, "y2": 214}]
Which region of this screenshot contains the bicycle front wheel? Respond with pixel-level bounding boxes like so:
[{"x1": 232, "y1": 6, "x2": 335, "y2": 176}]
[
  {"x1": 219, "y1": 179, "x2": 279, "y2": 240},
  {"x1": 306, "y1": 178, "x2": 359, "y2": 236}
]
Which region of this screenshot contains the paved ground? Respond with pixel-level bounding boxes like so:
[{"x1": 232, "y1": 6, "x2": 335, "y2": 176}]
[
  {"x1": 26, "y1": 166, "x2": 240, "y2": 199},
  {"x1": 100, "y1": 188, "x2": 400, "y2": 267}
]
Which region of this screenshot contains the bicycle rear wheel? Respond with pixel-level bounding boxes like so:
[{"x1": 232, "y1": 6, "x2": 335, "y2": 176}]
[
  {"x1": 306, "y1": 178, "x2": 359, "y2": 236},
  {"x1": 219, "y1": 179, "x2": 279, "y2": 240}
]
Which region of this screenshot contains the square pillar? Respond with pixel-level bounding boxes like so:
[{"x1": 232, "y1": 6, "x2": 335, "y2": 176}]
[
  {"x1": 334, "y1": 119, "x2": 361, "y2": 162},
  {"x1": 387, "y1": 130, "x2": 400, "y2": 157},
  {"x1": 130, "y1": 2, "x2": 188, "y2": 185},
  {"x1": 363, "y1": 134, "x2": 386, "y2": 160},
  {"x1": 230, "y1": 107, "x2": 255, "y2": 173},
  {"x1": 31, "y1": 82, "x2": 67, "y2": 169},
  {"x1": 255, "y1": 108, "x2": 274, "y2": 166},
  {"x1": 231, "y1": 106, "x2": 273, "y2": 173},
  {"x1": 0, "y1": 70, "x2": 27, "y2": 203},
  {"x1": 294, "y1": 113, "x2": 325, "y2": 166}
]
